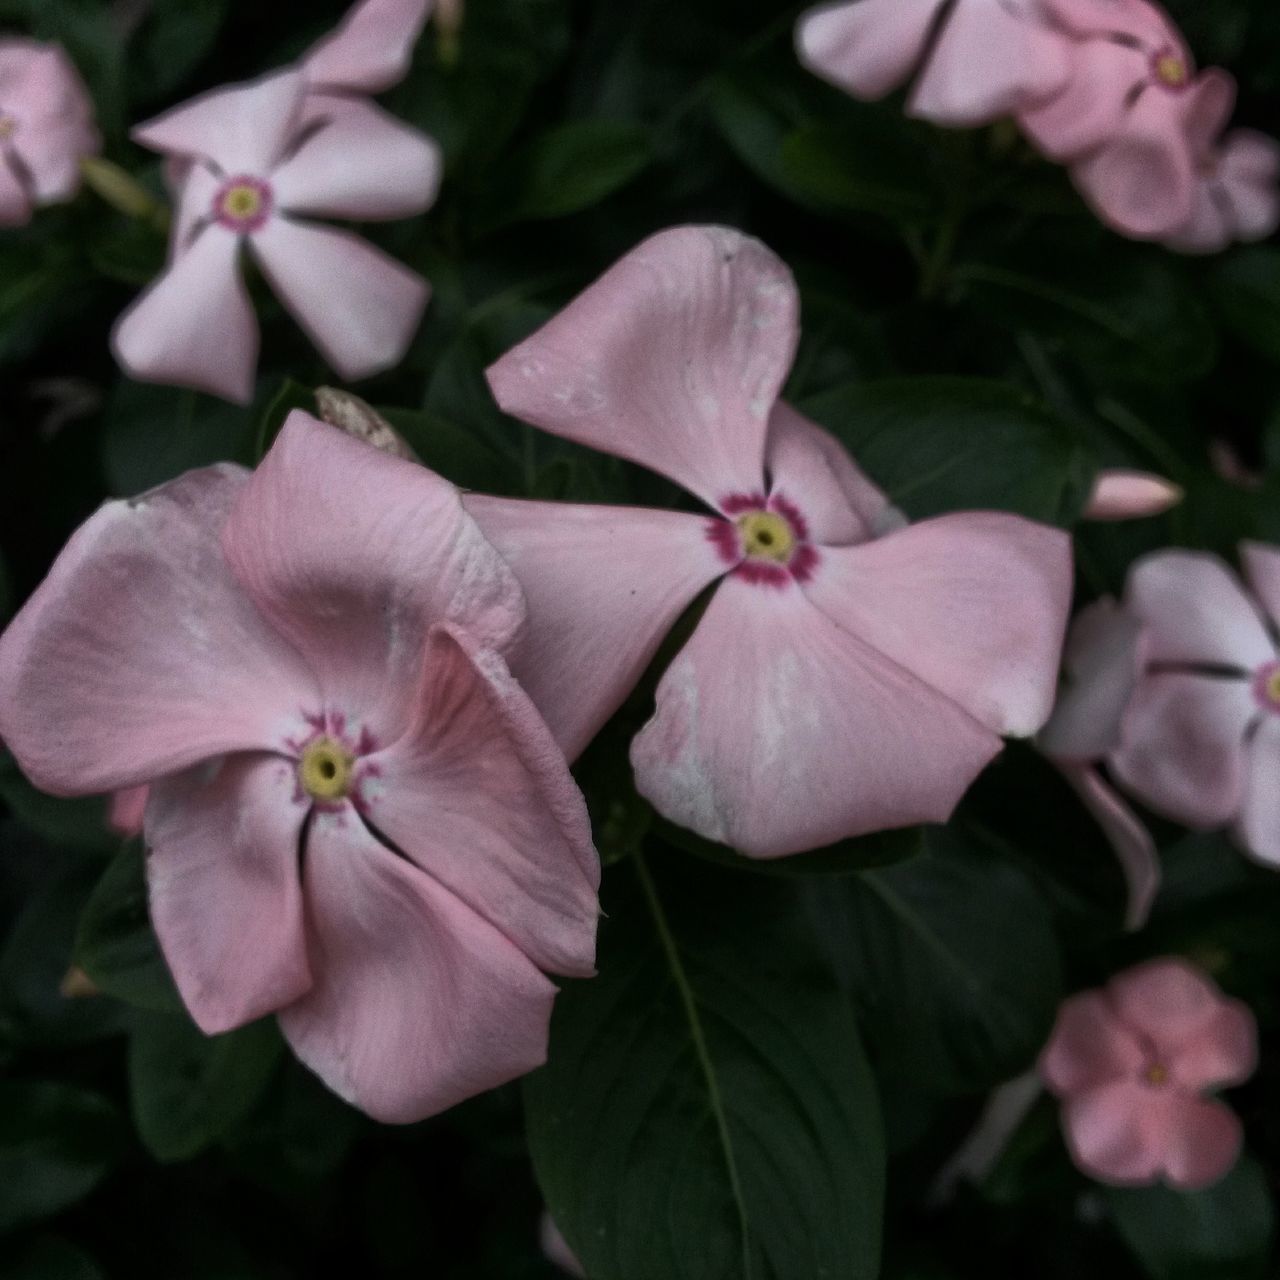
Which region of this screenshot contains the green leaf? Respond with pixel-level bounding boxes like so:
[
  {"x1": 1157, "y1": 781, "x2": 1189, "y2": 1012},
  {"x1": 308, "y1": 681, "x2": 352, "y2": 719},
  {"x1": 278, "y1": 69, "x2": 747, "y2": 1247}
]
[
  {"x1": 0, "y1": 1081, "x2": 126, "y2": 1233},
  {"x1": 381, "y1": 407, "x2": 520, "y2": 493},
  {"x1": 253, "y1": 377, "x2": 315, "y2": 461},
  {"x1": 799, "y1": 377, "x2": 1092, "y2": 524},
  {"x1": 525, "y1": 854, "x2": 885, "y2": 1280},
  {"x1": 0, "y1": 1236, "x2": 103, "y2": 1280},
  {"x1": 810, "y1": 827, "x2": 1063, "y2": 1093},
  {"x1": 73, "y1": 842, "x2": 181, "y2": 1013},
  {"x1": 1210, "y1": 246, "x2": 1280, "y2": 365},
  {"x1": 0, "y1": 754, "x2": 114, "y2": 854},
  {"x1": 128, "y1": 1012, "x2": 283, "y2": 1163},
  {"x1": 130, "y1": 0, "x2": 231, "y2": 101},
  {"x1": 1107, "y1": 1156, "x2": 1276, "y2": 1280}
]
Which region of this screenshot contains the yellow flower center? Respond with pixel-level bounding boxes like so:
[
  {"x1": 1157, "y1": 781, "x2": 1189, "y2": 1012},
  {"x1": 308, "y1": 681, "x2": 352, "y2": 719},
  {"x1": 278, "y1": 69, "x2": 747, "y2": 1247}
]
[
  {"x1": 299, "y1": 738, "x2": 355, "y2": 801},
  {"x1": 1145, "y1": 1063, "x2": 1168, "y2": 1086},
  {"x1": 737, "y1": 511, "x2": 794, "y2": 563},
  {"x1": 1265, "y1": 670, "x2": 1280, "y2": 704},
  {"x1": 221, "y1": 183, "x2": 263, "y2": 221},
  {"x1": 1155, "y1": 54, "x2": 1188, "y2": 88}
]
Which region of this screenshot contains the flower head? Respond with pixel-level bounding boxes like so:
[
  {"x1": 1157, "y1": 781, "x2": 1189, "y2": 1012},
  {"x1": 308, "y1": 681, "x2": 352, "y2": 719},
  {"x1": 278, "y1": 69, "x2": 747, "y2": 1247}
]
[
  {"x1": 0, "y1": 411, "x2": 600, "y2": 1122},
  {"x1": 0, "y1": 39, "x2": 99, "y2": 227},
  {"x1": 795, "y1": 0, "x2": 1073, "y2": 128},
  {"x1": 1041, "y1": 958, "x2": 1256, "y2": 1189},
  {"x1": 469, "y1": 226, "x2": 1072, "y2": 858}
]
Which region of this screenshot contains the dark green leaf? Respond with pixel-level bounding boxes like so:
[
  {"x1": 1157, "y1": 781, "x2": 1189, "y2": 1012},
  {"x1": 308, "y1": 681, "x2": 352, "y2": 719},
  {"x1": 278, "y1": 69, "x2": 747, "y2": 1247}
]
[
  {"x1": 130, "y1": 0, "x2": 231, "y2": 101},
  {"x1": 0, "y1": 755, "x2": 114, "y2": 854},
  {"x1": 1210, "y1": 247, "x2": 1280, "y2": 365},
  {"x1": 0, "y1": 1235, "x2": 103, "y2": 1280},
  {"x1": 382, "y1": 407, "x2": 520, "y2": 493}
]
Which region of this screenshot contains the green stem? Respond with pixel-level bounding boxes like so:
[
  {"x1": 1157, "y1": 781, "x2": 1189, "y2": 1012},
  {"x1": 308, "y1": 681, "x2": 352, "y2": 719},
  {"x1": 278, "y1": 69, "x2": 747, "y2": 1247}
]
[{"x1": 80, "y1": 157, "x2": 169, "y2": 232}]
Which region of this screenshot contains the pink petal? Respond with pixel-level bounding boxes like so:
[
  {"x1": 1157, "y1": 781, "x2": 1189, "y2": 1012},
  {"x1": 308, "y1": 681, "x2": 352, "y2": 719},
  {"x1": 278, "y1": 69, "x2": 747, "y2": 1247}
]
[
  {"x1": 794, "y1": 0, "x2": 943, "y2": 101},
  {"x1": 1054, "y1": 763, "x2": 1161, "y2": 930},
  {"x1": 278, "y1": 810, "x2": 557, "y2": 1124},
  {"x1": 803, "y1": 512, "x2": 1073, "y2": 738},
  {"x1": 1171, "y1": 1001, "x2": 1258, "y2": 1094},
  {"x1": 301, "y1": 0, "x2": 433, "y2": 94},
  {"x1": 1038, "y1": 599, "x2": 1145, "y2": 761},
  {"x1": 108, "y1": 785, "x2": 149, "y2": 838},
  {"x1": 1163, "y1": 181, "x2": 1235, "y2": 255},
  {"x1": 1109, "y1": 958, "x2": 1229, "y2": 1053},
  {"x1": 168, "y1": 164, "x2": 221, "y2": 260},
  {"x1": 486, "y1": 226, "x2": 798, "y2": 510},
  {"x1": 0, "y1": 158, "x2": 32, "y2": 227},
  {"x1": 361, "y1": 625, "x2": 600, "y2": 978},
  {"x1": 1162, "y1": 1096, "x2": 1244, "y2": 1190},
  {"x1": 765, "y1": 402, "x2": 890, "y2": 545},
  {"x1": 1040, "y1": 990, "x2": 1146, "y2": 1096},
  {"x1": 630, "y1": 576, "x2": 1001, "y2": 858},
  {"x1": 249, "y1": 218, "x2": 428, "y2": 381},
  {"x1": 909, "y1": 0, "x2": 1072, "y2": 126},
  {"x1": 1239, "y1": 541, "x2": 1280, "y2": 634},
  {"x1": 1237, "y1": 716, "x2": 1280, "y2": 867},
  {"x1": 1124, "y1": 550, "x2": 1274, "y2": 668},
  {"x1": 1219, "y1": 130, "x2": 1280, "y2": 241},
  {"x1": 540, "y1": 1214, "x2": 585, "y2": 1278},
  {"x1": 463, "y1": 495, "x2": 724, "y2": 761},
  {"x1": 132, "y1": 69, "x2": 305, "y2": 175},
  {"x1": 222, "y1": 411, "x2": 522, "y2": 741},
  {"x1": 270, "y1": 94, "x2": 442, "y2": 222},
  {"x1": 0, "y1": 465, "x2": 318, "y2": 795},
  {"x1": 1110, "y1": 673, "x2": 1254, "y2": 827},
  {"x1": 147, "y1": 754, "x2": 312, "y2": 1033},
  {"x1": 1043, "y1": 0, "x2": 1182, "y2": 42},
  {"x1": 1083, "y1": 470, "x2": 1183, "y2": 521},
  {"x1": 1063, "y1": 1080, "x2": 1170, "y2": 1185},
  {"x1": 111, "y1": 224, "x2": 258, "y2": 404}
]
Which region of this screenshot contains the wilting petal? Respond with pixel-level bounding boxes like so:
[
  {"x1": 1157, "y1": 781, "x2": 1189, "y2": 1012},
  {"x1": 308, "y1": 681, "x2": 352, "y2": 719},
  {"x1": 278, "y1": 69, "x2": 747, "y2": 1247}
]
[
  {"x1": 1109, "y1": 959, "x2": 1228, "y2": 1055},
  {"x1": 1110, "y1": 673, "x2": 1254, "y2": 827},
  {"x1": 795, "y1": 0, "x2": 943, "y2": 101},
  {"x1": 1162, "y1": 1097, "x2": 1244, "y2": 1190},
  {"x1": 111, "y1": 224, "x2": 258, "y2": 404},
  {"x1": 1237, "y1": 716, "x2": 1280, "y2": 867},
  {"x1": 1038, "y1": 599, "x2": 1145, "y2": 761},
  {"x1": 271, "y1": 94, "x2": 442, "y2": 222},
  {"x1": 909, "y1": 0, "x2": 1071, "y2": 126},
  {"x1": 1063, "y1": 1081, "x2": 1169, "y2": 1185},
  {"x1": 301, "y1": 0, "x2": 433, "y2": 94},
  {"x1": 630, "y1": 576, "x2": 1000, "y2": 857},
  {"x1": 486, "y1": 226, "x2": 798, "y2": 509},
  {"x1": 223, "y1": 411, "x2": 523, "y2": 740},
  {"x1": 1083, "y1": 470, "x2": 1182, "y2": 521},
  {"x1": 132, "y1": 69, "x2": 305, "y2": 175},
  {"x1": 765, "y1": 402, "x2": 886, "y2": 545},
  {"x1": 1125, "y1": 550, "x2": 1274, "y2": 668},
  {"x1": 363, "y1": 626, "x2": 599, "y2": 978},
  {"x1": 108, "y1": 785, "x2": 149, "y2": 838},
  {"x1": 1041, "y1": 991, "x2": 1146, "y2": 1096},
  {"x1": 278, "y1": 811, "x2": 556, "y2": 1124},
  {"x1": 250, "y1": 218, "x2": 428, "y2": 381},
  {"x1": 147, "y1": 754, "x2": 312, "y2": 1033},
  {"x1": 464, "y1": 495, "x2": 723, "y2": 761},
  {"x1": 804, "y1": 512, "x2": 1072, "y2": 738},
  {"x1": 0, "y1": 159, "x2": 32, "y2": 227},
  {"x1": 0, "y1": 466, "x2": 318, "y2": 795}
]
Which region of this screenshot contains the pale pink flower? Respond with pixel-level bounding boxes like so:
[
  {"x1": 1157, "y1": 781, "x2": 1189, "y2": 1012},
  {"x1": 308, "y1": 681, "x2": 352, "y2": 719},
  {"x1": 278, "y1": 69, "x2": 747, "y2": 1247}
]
[
  {"x1": 113, "y1": 64, "x2": 439, "y2": 404},
  {"x1": 0, "y1": 411, "x2": 600, "y2": 1123},
  {"x1": 1019, "y1": 0, "x2": 1236, "y2": 238},
  {"x1": 1083, "y1": 469, "x2": 1182, "y2": 522},
  {"x1": 1041, "y1": 958, "x2": 1256, "y2": 1189},
  {"x1": 795, "y1": 0, "x2": 1073, "y2": 127},
  {"x1": 0, "y1": 40, "x2": 99, "y2": 227},
  {"x1": 468, "y1": 226, "x2": 1073, "y2": 858},
  {"x1": 539, "y1": 1214, "x2": 585, "y2": 1278},
  {"x1": 301, "y1": 0, "x2": 435, "y2": 95},
  {"x1": 1164, "y1": 128, "x2": 1280, "y2": 255}
]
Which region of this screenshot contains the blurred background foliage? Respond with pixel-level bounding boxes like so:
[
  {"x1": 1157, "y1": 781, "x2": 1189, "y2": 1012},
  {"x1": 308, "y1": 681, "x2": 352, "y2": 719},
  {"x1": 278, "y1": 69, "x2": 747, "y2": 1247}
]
[{"x1": 1, "y1": 0, "x2": 1280, "y2": 1277}]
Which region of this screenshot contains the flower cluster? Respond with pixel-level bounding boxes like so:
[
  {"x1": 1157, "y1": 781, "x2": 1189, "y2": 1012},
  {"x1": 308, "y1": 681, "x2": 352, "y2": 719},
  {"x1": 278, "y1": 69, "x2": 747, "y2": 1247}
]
[{"x1": 796, "y1": 0, "x2": 1280, "y2": 249}]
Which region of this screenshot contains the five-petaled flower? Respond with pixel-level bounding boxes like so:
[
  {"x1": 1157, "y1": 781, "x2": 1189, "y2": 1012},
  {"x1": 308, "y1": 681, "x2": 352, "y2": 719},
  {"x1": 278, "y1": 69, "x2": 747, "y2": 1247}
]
[
  {"x1": 0, "y1": 39, "x2": 99, "y2": 228},
  {"x1": 466, "y1": 226, "x2": 1073, "y2": 858},
  {"x1": 1041, "y1": 958, "x2": 1256, "y2": 1188},
  {"x1": 0, "y1": 411, "x2": 600, "y2": 1123}
]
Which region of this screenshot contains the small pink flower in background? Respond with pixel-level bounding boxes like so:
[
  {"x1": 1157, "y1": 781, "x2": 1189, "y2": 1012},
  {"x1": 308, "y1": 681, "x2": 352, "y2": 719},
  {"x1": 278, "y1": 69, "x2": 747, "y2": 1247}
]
[
  {"x1": 1083, "y1": 469, "x2": 1182, "y2": 522},
  {"x1": 1041, "y1": 958, "x2": 1256, "y2": 1188},
  {"x1": 0, "y1": 40, "x2": 99, "y2": 227},
  {"x1": 1164, "y1": 128, "x2": 1280, "y2": 255},
  {"x1": 0, "y1": 411, "x2": 600, "y2": 1123},
  {"x1": 1019, "y1": 0, "x2": 1236, "y2": 238},
  {"x1": 469, "y1": 226, "x2": 1072, "y2": 858},
  {"x1": 539, "y1": 1213, "x2": 585, "y2": 1278},
  {"x1": 795, "y1": 0, "x2": 1073, "y2": 127}
]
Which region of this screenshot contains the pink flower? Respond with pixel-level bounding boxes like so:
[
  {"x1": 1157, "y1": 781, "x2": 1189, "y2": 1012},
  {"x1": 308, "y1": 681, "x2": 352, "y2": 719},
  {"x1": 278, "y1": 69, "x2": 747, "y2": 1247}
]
[
  {"x1": 468, "y1": 226, "x2": 1073, "y2": 858},
  {"x1": 795, "y1": 0, "x2": 1073, "y2": 127},
  {"x1": 1019, "y1": 0, "x2": 1236, "y2": 238},
  {"x1": 1082, "y1": 469, "x2": 1182, "y2": 522},
  {"x1": 113, "y1": 64, "x2": 440, "y2": 404},
  {"x1": 0, "y1": 40, "x2": 99, "y2": 227},
  {"x1": 1164, "y1": 128, "x2": 1280, "y2": 255},
  {"x1": 0, "y1": 411, "x2": 600, "y2": 1123},
  {"x1": 1041, "y1": 958, "x2": 1256, "y2": 1189}
]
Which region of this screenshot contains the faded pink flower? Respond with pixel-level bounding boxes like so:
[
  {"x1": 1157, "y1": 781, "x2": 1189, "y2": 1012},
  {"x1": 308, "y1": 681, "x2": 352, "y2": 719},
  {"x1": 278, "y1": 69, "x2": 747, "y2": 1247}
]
[
  {"x1": 1020, "y1": 0, "x2": 1236, "y2": 238},
  {"x1": 0, "y1": 411, "x2": 599, "y2": 1123},
  {"x1": 1083, "y1": 469, "x2": 1182, "y2": 522},
  {"x1": 468, "y1": 226, "x2": 1073, "y2": 858},
  {"x1": 113, "y1": 64, "x2": 439, "y2": 404},
  {"x1": 1041, "y1": 958, "x2": 1256, "y2": 1188},
  {"x1": 1164, "y1": 128, "x2": 1280, "y2": 255},
  {"x1": 795, "y1": 0, "x2": 1073, "y2": 127},
  {"x1": 0, "y1": 40, "x2": 99, "y2": 227}
]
